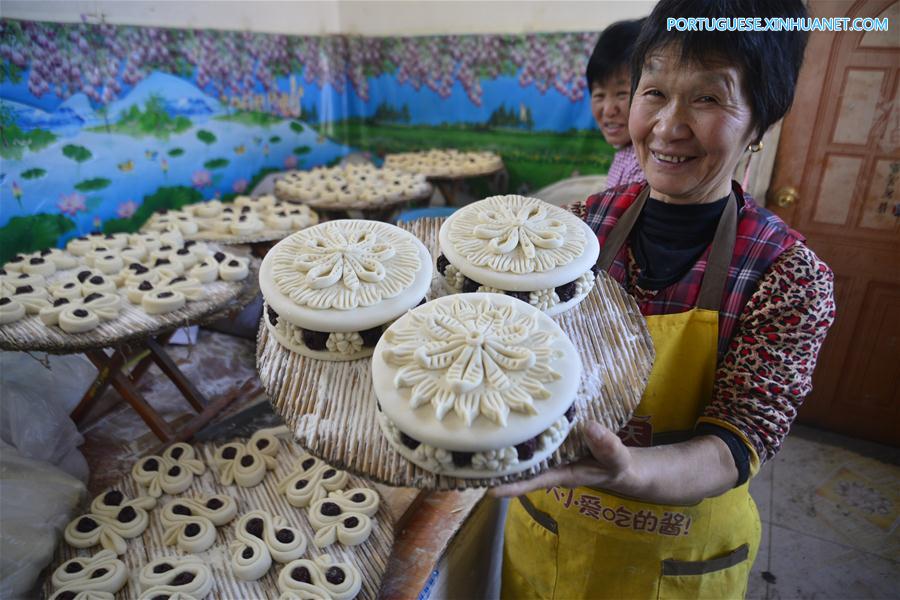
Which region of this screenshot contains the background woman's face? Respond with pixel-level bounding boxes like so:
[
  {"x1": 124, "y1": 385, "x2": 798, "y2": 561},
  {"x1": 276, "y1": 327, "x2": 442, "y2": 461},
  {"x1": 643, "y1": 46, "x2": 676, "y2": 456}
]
[
  {"x1": 629, "y1": 45, "x2": 756, "y2": 204},
  {"x1": 590, "y1": 67, "x2": 632, "y2": 148}
]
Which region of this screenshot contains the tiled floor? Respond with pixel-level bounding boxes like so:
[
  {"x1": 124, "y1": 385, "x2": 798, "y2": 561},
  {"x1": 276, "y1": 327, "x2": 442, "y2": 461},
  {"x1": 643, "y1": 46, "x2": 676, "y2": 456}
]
[{"x1": 747, "y1": 425, "x2": 900, "y2": 599}]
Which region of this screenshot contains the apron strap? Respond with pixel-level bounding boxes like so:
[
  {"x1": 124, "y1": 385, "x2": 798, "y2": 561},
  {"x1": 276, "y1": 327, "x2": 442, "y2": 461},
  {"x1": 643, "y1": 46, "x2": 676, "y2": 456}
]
[
  {"x1": 594, "y1": 187, "x2": 738, "y2": 313},
  {"x1": 596, "y1": 186, "x2": 651, "y2": 272},
  {"x1": 696, "y1": 193, "x2": 737, "y2": 312}
]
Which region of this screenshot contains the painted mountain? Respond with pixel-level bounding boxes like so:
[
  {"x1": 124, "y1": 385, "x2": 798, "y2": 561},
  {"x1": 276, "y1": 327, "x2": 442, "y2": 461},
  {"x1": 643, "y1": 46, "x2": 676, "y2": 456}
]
[
  {"x1": 1, "y1": 95, "x2": 99, "y2": 131},
  {"x1": 104, "y1": 72, "x2": 224, "y2": 120}
]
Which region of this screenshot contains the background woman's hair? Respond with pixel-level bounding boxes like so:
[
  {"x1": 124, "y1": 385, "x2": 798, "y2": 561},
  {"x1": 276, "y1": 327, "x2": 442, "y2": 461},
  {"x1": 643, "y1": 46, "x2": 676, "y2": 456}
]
[
  {"x1": 630, "y1": 0, "x2": 809, "y2": 143},
  {"x1": 586, "y1": 18, "x2": 647, "y2": 89}
]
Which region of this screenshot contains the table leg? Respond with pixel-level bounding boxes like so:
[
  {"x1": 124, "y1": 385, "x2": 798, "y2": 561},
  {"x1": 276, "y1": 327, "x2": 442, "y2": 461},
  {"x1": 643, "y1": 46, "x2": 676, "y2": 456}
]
[
  {"x1": 107, "y1": 368, "x2": 176, "y2": 442},
  {"x1": 435, "y1": 181, "x2": 457, "y2": 205},
  {"x1": 69, "y1": 348, "x2": 126, "y2": 423},
  {"x1": 489, "y1": 167, "x2": 509, "y2": 195},
  {"x1": 145, "y1": 337, "x2": 206, "y2": 413},
  {"x1": 72, "y1": 334, "x2": 246, "y2": 444},
  {"x1": 128, "y1": 331, "x2": 175, "y2": 385},
  {"x1": 82, "y1": 348, "x2": 176, "y2": 441}
]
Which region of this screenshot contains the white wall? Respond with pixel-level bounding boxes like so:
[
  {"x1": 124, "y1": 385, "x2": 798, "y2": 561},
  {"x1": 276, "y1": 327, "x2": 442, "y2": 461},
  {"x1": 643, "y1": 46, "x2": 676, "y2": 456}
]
[{"x1": 1, "y1": 1, "x2": 654, "y2": 36}]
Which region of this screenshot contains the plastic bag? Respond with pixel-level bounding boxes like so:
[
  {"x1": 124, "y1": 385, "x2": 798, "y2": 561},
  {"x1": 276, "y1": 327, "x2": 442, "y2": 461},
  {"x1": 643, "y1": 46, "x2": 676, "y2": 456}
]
[
  {"x1": 0, "y1": 441, "x2": 87, "y2": 598},
  {"x1": 0, "y1": 351, "x2": 93, "y2": 482}
]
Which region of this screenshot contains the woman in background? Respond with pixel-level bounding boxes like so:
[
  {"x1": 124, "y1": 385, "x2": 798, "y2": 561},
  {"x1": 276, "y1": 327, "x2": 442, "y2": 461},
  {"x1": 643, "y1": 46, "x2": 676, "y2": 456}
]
[
  {"x1": 587, "y1": 18, "x2": 646, "y2": 188},
  {"x1": 499, "y1": 0, "x2": 835, "y2": 598}
]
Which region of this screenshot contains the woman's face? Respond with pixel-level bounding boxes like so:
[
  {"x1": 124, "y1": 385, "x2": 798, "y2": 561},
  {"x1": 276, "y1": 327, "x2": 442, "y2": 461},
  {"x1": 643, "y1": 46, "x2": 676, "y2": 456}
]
[
  {"x1": 590, "y1": 67, "x2": 632, "y2": 148},
  {"x1": 629, "y1": 44, "x2": 756, "y2": 204}
]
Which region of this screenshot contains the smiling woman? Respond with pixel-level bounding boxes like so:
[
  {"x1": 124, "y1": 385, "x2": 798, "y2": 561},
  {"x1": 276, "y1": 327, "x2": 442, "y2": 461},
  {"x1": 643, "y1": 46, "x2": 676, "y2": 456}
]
[
  {"x1": 499, "y1": 1, "x2": 837, "y2": 599},
  {"x1": 630, "y1": 49, "x2": 755, "y2": 204}
]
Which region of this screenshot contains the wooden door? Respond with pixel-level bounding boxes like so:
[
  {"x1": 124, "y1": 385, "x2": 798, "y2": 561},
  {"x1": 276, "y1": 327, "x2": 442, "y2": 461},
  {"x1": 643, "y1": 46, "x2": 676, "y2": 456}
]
[{"x1": 767, "y1": 0, "x2": 900, "y2": 445}]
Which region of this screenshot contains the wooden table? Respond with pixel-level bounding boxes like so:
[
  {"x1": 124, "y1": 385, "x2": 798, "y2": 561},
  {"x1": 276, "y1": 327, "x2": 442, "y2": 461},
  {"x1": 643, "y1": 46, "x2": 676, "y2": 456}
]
[
  {"x1": 69, "y1": 327, "x2": 254, "y2": 444},
  {"x1": 0, "y1": 259, "x2": 260, "y2": 444}
]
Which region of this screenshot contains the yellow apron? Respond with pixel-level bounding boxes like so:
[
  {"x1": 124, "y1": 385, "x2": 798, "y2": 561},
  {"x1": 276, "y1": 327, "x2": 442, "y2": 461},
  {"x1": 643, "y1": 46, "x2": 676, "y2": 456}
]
[{"x1": 502, "y1": 189, "x2": 761, "y2": 599}]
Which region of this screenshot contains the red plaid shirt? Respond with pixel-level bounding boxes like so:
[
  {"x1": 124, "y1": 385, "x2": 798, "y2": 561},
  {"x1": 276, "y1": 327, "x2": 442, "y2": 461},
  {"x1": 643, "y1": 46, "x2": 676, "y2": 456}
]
[{"x1": 585, "y1": 181, "x2": 803, "y2": 360}]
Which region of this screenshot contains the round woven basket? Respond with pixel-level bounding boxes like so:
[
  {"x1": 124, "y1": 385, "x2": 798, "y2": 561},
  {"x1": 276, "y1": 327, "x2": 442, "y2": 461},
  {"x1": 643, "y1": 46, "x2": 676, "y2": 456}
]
[
  {"x1": 0, "y1": 255, "x2": 259, "y2": 354},
  {"x1": 256, "y1": 218, "x2": 655, "y2": 489}
]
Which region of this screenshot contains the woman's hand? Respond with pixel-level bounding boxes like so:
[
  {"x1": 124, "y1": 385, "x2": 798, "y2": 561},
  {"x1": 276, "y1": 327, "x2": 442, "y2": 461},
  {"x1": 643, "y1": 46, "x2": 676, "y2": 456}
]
[
  {"x1": 492, "y1": 422, "x2": 639, "y2": 497},
  {"x1": 492, "y1": 421, "x2": 740, "y2": 504}
]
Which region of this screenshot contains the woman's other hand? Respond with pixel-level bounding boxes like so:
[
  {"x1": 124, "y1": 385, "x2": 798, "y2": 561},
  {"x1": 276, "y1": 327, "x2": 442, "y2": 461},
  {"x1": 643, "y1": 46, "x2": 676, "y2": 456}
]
[
  {"x1": 492, "y1": 421, "x2": 739, "y2": 504},
  {"x1": 492, "y1": 422, "x2": 637, "y2": 497}
]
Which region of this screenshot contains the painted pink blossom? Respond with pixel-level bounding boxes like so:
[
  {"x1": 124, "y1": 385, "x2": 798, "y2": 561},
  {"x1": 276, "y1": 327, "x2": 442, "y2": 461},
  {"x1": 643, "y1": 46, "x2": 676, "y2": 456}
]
[
  {"x1": 232, "y1": 178, "x2": 248, "y2": 193},
  {"x1": 58, "y1": 192, "x2": 86, "y2": 216},
  {"x1": 92, "y1": 217, "x2": 102, "y2": 229},
  {"x1": 284, "y1": 155, "x2": 298, "y2": 169},
  {"x1": 192, "y1": 169, "x2": 212, "y2": 188},
  {"x1": 117, "y1": 200, "x2": 138, "y2": 218}
]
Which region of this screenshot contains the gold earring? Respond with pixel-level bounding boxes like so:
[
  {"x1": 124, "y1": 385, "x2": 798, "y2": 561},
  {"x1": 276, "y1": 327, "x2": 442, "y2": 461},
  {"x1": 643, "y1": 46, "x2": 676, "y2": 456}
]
[{"x1": 748, "y1": 141, "x2": 763, "y2": 153}]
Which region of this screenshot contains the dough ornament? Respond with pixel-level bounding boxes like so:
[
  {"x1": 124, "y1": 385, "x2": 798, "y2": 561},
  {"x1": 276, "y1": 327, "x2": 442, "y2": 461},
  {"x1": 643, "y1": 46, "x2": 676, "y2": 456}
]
[
  {"x1": 229, "y1": 510, "x2": 307, "y2": 581},
  {"x1": 438, "y1": 195, "x2": 600, "y2": 316},
  {"x1": 132, "y1": 443, "x2": 206, "y2": 497},
  {"x1": 9, "y1": 283, "x2": 49, "y2": 314},
  {"x1": 49, "y1": 278, "x2": 85, "y2": 300},
  {"x1": 277, "y1": 555, "x2": 363, "y2": 600},
  {"x1": 41, "y1": 293, "x2": 120, "y2": 332},
  {"x1": 381, "y1": 296, "x2": 559, "y2": 426},
  {"x1": 212, "y1": 426, "x2": 284, "y2": 487},
  {"x1": 64, "y1": 490, "x2": 156, "y2": 554},
  {"x1": 1, "y1": 271, "x2": 46, "y2": 294},
  {"x1": 138, "y1": 555, "x2": 214, "y2": 599},
  {"x1": 160, "y1": 495, "x2": 237, "y2": 553},
  {"x1": 307, "y1": 488, "x2": 380, "y2": 548},
  {"x1": 372, "y1": 293, "x2": 581, "y2": 478},
  {"x1": 36, "y1": 247, "x2": 80, "y2": 270},
  {"x1": 0, "y1": 296, "x2": 26, "y2": 325},
  {"x1": 50, "y1": 549, "x2": 128, "y2": 599},
  {"x1": 21, "y1": 254, "x2": 57, "y2": 277},
  {"x1": 188, "y1": 257, "x2": 219, "y2": 284},
  {"x1": 277, "y1": 450, "x2": 349, "y2": 508}
]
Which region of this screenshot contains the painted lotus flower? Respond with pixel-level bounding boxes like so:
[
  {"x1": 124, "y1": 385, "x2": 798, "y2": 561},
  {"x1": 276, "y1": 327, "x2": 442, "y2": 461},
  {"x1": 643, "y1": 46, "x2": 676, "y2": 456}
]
[
  {"x1": 191, "y1": 169, "x2": 212, "y2": 188},
  {"x1": 58, "y1": 192, "x2": 86, "y2": 216},
  {"x1": 232, "y1": 178, "x2": 248, "y2": 193},
  {"x1": 284, "y1": 155, "x2": 298, "y2": 169},
  {"x1": 117, "y1": 200, "x2": 138, "y2": 218}
]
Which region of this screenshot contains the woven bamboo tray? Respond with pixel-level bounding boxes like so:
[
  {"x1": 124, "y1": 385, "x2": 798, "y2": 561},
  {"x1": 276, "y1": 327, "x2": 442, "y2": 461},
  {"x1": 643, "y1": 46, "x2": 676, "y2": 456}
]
[
  {"x1": 275, "y1": 184, "x2": 434, "y2": 213},
  {"x1": 42, "y1": 437, "x2": 393, "y2": 600},
  {"x1": 0, "y1": 255, "x2": 260, "y2": 354},
  {"x1": 256, "y1": 218, "x2": 654, "y2": 489},
  {"x1": 424, "y1": 163, "x2": 505, "y2": 182}
]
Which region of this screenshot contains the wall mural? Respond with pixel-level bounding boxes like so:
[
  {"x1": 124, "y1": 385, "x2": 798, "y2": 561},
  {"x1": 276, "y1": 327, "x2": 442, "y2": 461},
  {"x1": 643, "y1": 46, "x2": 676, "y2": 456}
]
[{"x1": 0, "y1": 18, "x2": 613, "y2": 261}]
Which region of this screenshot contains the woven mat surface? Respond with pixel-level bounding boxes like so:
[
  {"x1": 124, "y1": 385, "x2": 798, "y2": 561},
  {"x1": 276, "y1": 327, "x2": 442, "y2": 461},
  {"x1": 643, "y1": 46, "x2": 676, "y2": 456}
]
[
  {"x1": 43, "y1": 437, "x2": 393, "y2": 599},
  {"x1": 425, "y1": 163, "x2": 504, "y2": 181},
  {"x1": 257, "y1": 217, "x2": 654, "y2": 489},
  {"x1": 0, "y1": 254, "x2": 259, "y2": 354},
  {"x1": 183, "y1": 229, "x2": 292, "y2": 245},
  {"x1": 275, "y1": 188, "x2": 433, "y2": 213}
]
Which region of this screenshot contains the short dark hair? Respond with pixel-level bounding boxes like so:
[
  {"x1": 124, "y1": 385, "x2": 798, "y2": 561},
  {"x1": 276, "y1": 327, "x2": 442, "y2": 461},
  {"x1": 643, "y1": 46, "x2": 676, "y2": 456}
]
[
  {"x1": 586, "y1": 19, "x2": 646, "y2": 90},
  {"x1": 631, "y1": 0, "x2": 808, "y2": 143}
]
